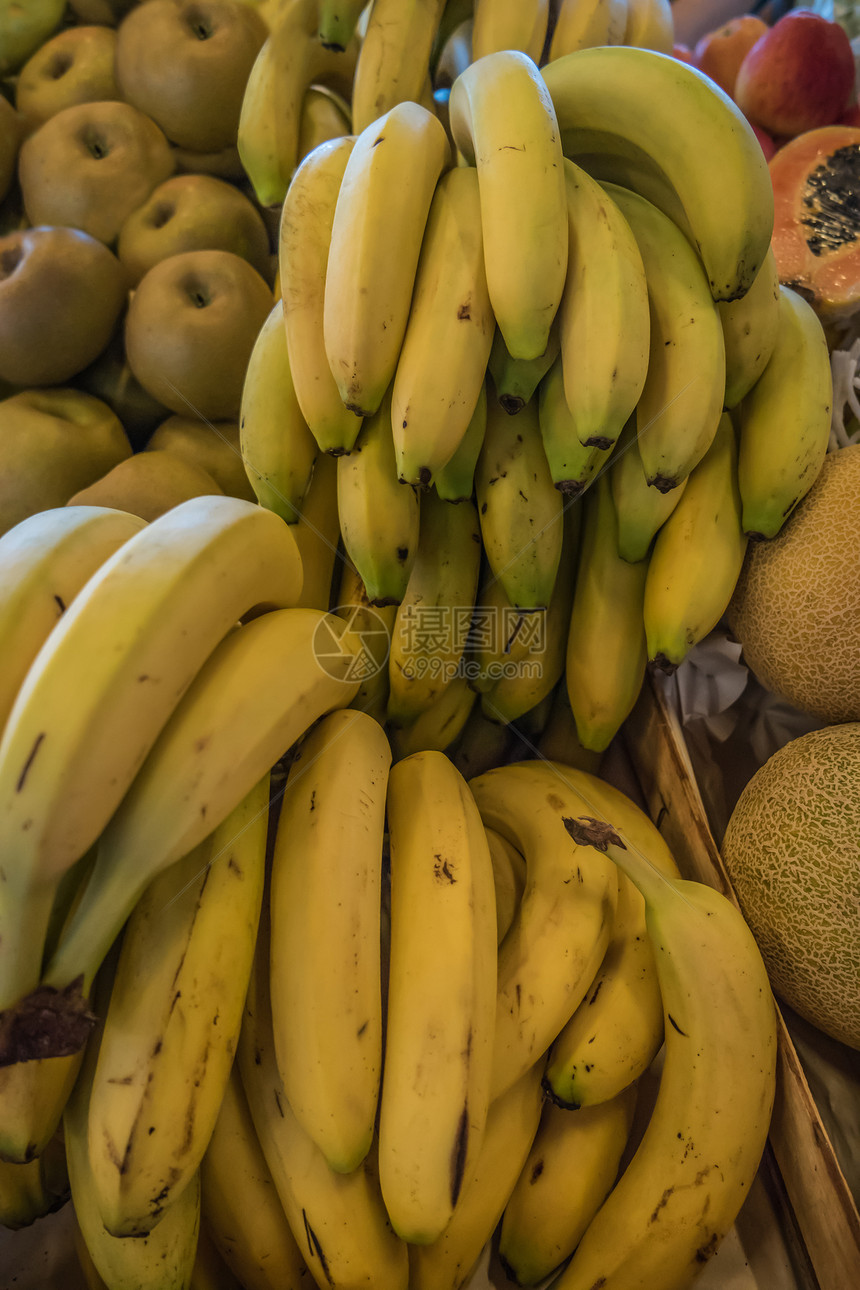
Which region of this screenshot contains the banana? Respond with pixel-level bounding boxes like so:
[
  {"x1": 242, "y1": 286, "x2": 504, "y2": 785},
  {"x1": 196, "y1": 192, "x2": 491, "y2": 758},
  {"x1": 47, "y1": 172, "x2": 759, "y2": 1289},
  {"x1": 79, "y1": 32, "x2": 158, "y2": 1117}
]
[
  {"x1": 543, "y1": 853, "x2": 678, "y2": 1108},
  {"x1": 391, "y1": 165, "x2": 495, "y2": 488},
  {"x1": 351, "y1": 0, "x2": 447, "y2": 135},
  {"x1": 192, "y1": 1224, "x2": 244, "y2": 1290},
  {"x1": 386, "y1": 490, "x2": 482, "y2": 724},
  {"x1": 200, "y1": 1062, "x2": 309, "y2": 1290},
  {"x1": 644, "y1": 411, "x2": 748, "y2": 671},
  {"x1": 467, "y1": 760, "x2": 619, "y2": 1099},
  {"x1": 269, "y1": 709, "x2": 389, "y2": 1174},
  {"x1": 479, "y1": 503, "x2": 579, "y2": 726},
  {"x1": 379, "y1": 750, "x2": 497, "y2": 1244},
  {"x1": 433, "y1": 379, "x2": 487, "y2": 504},
  {"x1": 565, "y1": 471, "x2": 648, "y2": 753},
  {"x1": 548, "y1": 0, "x2": 627, "y2": 60},
  {"x1": 297, "y1": 85, "x2": 352, "y2": 162},
  {"x1": 535, "y1": 681, "x2": 603, "y2": 776},
  {"x1": 555, "y1": 813, "x2": 777, "y2": 1290},
  {"x1": 0, "y1": 506, "x2": 146, "y2": 740},
  {"x1": 718, "y1": 243, "x2": 781, "y2": 412},
  {"x1": 318, "y1": 0, "x2": 366, "y2": 49},
  {"x1": 471, "y1": 0, "x2": 551, "y2": 63},
  {"x1": 542, "y1": 45, "x2": 774, "y2": 303},
  {"x1": 487, "y1": 319, "x2": 560, "y2": 417},
  {"x1": 557, "y1": 158, "x2": 650, "y2": 454},
  {"x1": 498, "y1": 1085, "x2": 638, "y2": 1287},
  {"x1": 290, "y1": 453, "x2": 342, "y2": 611},
  {"x1": 331, "y1": 559, "x2": 396, "y2": 723},
  {"x1": 736, "y1": 283, "x2": 834, "y2": 540},
  {"x1": 622, "y1": 0, "x2": 673, "y2": 51},
  {"x1": 389, "y1": 674, "x2": 478, "y2": 760},
  {"x1": 337, "y1": 389, "x2": 421, "y2": 606},
  {"x1": 485, "y1": 826, "x2": 527, "y2": 945},
  {"x1": 407, "y1": 1061, "x2": 545, "y2": 1290},
  {"x1": 537, "y1": 353, "x2": 615, "y2": 496},
  {"x1": 610, "y1": 416, "x2": 687, "y2": 564},
  {"x1": 323, "y1": 100, "x2": 451, "y2": 418},
  {"x1": 0, "y1": 1135, "x2": 67, "y2": 1229},
  {"x1": 447, "y1": 700, "x2": 516, "y2": 781},
  {"x1": 65, "y1": 956, "x2": 202, "y2": 1290},
  {"x1": 240, "y1": 298, "x2": 320, "y2": 523},
  {"x1": 238, "y1": 895, "x2": 410, "y2": 1290},
  {"x1": 432, "y1": 13, "x2": 473, "y2": 90},
  {"x1": 86, "y1": 776, "x2": 270, "y2": 1238},
  {"x1": 279, "y1": 135, "x2": 364, "y2": 457},
  {"x1": 0, "y1": 495, "x2": 301, "y2": 1018},
  {"x1": 238, "y1": 0, "x2": 359, "y2": 207},
  {"x1": 476, "y1": 389, "x2": 565, "y2": 611},
  {"x1": 448, "y1": 49, "x2": 568, "y2": 362},
  {"x1": 41, "y1": 607, "x2": 359, "y2": 1008},
  {"x1": 603, "y1": 181, "x2": 726, "y2": 492}
]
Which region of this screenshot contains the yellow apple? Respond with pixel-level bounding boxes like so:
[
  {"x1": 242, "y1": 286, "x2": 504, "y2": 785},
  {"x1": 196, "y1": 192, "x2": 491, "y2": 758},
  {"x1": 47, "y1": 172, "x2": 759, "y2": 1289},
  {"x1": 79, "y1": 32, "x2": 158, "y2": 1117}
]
[
  {"x1": 17, "y1": 99, "x2": 175, "y2": 246},
  {"x1": 124, "y1": 248, "x2": 273, "y2": 420},
  {"x1": 0, "y1": 387, "x2": 132, "y2": 536},
  {"x1": 73, "y1": 328, "x2": 170, "y2": 451},
  {"x1": 15, "y1": 25, "x2": 120, "y2": 131},
  {"x1": 0, "y1": 94, "x2": 23, "y2": 204},
  {"x1": 0, "y1": 225, "x2": 128, "y2": 386},
  {"x1": 171, "y1": 141, "x2": 247, "y2": 181},
  {"x1": 0, "y1": 0, "x2": 66, "y2": 76},
  {"x1": 144, "y1": 413, "x2": 256, "y2": 501},
  {"x1": 66, "y1": 447, "x2": 224, "y2": 521},
  {"x1": 114, "y1": 0, "x2": 268, "y2": 152},
  {"x1": 117, "y1": 172, "x2": 272, "y2": 286}
]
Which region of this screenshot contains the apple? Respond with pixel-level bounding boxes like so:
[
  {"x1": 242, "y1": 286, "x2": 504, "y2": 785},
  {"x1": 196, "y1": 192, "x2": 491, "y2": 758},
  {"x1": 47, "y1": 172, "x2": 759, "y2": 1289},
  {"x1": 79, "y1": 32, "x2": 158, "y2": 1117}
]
[
  {"x1": 66, "y1": 448, "x2": 224, "y2": 521},
  {"x1": 0, "y1": 387, "x2": 132, "y2": 537},
  {"x1": 671, "y1": 43, "x2": 698, "y2": 67},
  {"x1": 693, "y1": 13, "x2": 768, "y2": 99},
  {"x1": 124, "y1": 248, "x2": 274, "y2": 420},
  {"x1": 17, "y1": 100, "x2": 175, "y2": 246},
  {"x1": 0, "y1": 226, "x2": 128, "y2": 386},
  {"x1": 171, "y1": 142, "x2": 247, "y2": 181},
  {"x1": 734, "y1": 10, "x2": 856, "y2": 139},
  {"x1": 839, "y1": 101, "x2": 860, "y2": 128},
  {"x1": 117, "y1": 172, "x2": 272, "y2": 286},
  {"x1": 114, "y1": 0, "x2": 268, "y2": 153},
  {"x1": 0, "y1": 0, "x2": 65, "y2": 77},
  {"x1": 750, "y1": 121, "x2": 777, "y2": 162},
  {"x1": 15, "y1": 25, "x2": 120, "y2": 131},
  {"x1": 67, "y1": 0, "x2": 138, "y2": 21},
  {"x1": 0, "y1": 94, "x2": 23, "y2": 204},
  {"x1": 144, "y1": 413, "x2": 257, "y2": 501},
  {"x1": 74, "y1": 328, "x2": 170, "y2": 450}
]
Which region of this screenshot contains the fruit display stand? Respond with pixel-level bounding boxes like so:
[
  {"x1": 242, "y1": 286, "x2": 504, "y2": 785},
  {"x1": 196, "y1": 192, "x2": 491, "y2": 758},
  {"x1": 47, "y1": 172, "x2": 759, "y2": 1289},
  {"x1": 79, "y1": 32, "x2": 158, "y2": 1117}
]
[{"x1": 623, "y1": 652, "x2": 860, "y2": 1290}]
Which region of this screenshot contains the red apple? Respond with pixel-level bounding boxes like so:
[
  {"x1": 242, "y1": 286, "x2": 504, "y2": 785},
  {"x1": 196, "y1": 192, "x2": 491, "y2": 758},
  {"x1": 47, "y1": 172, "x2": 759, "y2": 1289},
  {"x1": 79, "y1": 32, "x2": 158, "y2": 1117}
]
[
  {"x1": 839, "y1": 101, "x2": 860, "y2": 128},
  {"x1": 672, "y1": 43, "x2": 698, "y2": 67},
  {"x1": 750, "y1": 121, "x2": 777, "y2": 162},
  {"x1": 734, "y1": 10, "x2": 856, "y2": 139},
  {"x1": 693, "y1": 14, "x2": 768, "y2": 99}
]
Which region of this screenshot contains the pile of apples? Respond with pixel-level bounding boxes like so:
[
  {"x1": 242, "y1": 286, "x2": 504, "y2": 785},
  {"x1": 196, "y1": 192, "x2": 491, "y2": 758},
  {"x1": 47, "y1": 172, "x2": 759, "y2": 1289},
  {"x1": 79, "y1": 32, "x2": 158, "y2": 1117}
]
[
  {"x1": 674, "y1": 6, "x2": 858, "y2": 159},
  {"x1": 0, "y1": 0, "x2": 285, "y2": 536}
]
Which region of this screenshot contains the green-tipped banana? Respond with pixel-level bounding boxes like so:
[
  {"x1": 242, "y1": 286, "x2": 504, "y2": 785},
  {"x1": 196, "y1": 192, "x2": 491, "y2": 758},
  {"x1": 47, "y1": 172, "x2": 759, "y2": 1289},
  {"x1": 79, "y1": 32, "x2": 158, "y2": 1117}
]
[
  {"x1": 537, "y1": 353, "x2": 615, "y2": 496},
  {"x1": 718, "y1": 243, "x2": 781, "y2": 410},
  {"x1": 610, "y1": 416, "x2": 687, "y2": 564},
  {"x1": 433, "y1": 381, "x2": 488, "y2": 503},
  {"x1": 317, "y1": 0, "x2": 366, "y2": 49},
  {"x1": 389, "y1": 675, "x2": 478, "y2": 761},
  {"x1": 488, "y1": 320, "x2": 560, "y2": 417}
]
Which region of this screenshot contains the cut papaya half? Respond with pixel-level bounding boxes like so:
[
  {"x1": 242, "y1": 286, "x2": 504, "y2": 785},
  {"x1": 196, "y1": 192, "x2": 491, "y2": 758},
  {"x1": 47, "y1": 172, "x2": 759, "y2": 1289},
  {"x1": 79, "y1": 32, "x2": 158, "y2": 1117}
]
[{"x1": 769, "y1": 124, "x2": 860, "y2": 324}]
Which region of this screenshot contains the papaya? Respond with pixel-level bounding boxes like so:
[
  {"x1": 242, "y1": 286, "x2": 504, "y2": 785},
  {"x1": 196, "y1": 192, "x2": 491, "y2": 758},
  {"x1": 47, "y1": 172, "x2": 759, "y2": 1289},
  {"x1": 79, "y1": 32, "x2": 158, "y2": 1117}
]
[{"x1": 769, "y1": 124, "x2": 860, "y2": 325}]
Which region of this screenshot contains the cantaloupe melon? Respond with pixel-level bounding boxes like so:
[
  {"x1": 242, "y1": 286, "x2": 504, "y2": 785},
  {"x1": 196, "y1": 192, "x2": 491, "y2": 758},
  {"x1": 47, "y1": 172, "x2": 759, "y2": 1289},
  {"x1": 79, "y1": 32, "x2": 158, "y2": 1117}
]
[
  {"x1": 727, "y1": 444, "x2": 860, "y2": 723},
  {"x1": 721, "y1": 723, "x2": 860, "y2": 1050}
]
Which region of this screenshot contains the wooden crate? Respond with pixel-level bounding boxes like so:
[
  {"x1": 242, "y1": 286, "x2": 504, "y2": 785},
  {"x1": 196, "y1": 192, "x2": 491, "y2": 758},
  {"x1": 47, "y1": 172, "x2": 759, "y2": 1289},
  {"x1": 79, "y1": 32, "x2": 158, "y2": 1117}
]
[{"x1": 623, "y1": 671, "x2": 860, "y2": 1290}]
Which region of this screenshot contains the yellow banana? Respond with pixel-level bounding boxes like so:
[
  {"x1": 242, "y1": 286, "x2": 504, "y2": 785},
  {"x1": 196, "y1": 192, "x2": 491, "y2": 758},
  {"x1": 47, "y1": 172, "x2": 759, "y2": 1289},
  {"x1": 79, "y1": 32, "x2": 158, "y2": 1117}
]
[
  {"x1": 447, "y1": 699, "x2": 516, "y2": 781},
  {"x1": 542, "y1": 45, "x2": 774, "y2": 303},
  {"x1": 318, "y1": 0, "x2": 367, "y2": 49},
  {"x1": 331, "y1": 559, "x2": 396, "y2": 723},
  {"x1": 485, "y1": 826, "x2": 526, "y2": 945},
  {"x1": 433, "y1": 380, "x2": 487, "y2": 503},
  {"x1": 622, "y1": 0, "x2": 673, "y2": 51},
  {"x1": 555, "y1": 813, "x2": 777, "y2": 1290},
  {"x1": 471, "y1": 0, "x2": 550, "y2": 63},
  {"x1": 0, "y1": 1136, "x2": 67, "y2": 1229},
  {"x1": 476, "y1": 389, "x2": 564, "y2": 611},
  {"x1": 269, "y1": 709, "x2": 389, "y2": 1173},
  {"x1": 290, "y1": 452, "x2": 342, "y2": 611},
  {"x1": 736, "y1": 283, "x2": 833, "y2": 540},
  {"x1": 718, "y1": 243, "x2": 781, "y2": 411},
  {"x1": 535, "y1": 682, "x2": 603, "y2": 776},
  {"x1": 548, "y1": 0, "x2": 627, "y2": 60},
  {"x1": 387, "y1": 490, "x2": 482, "y2": 725},
  {"x1": 498, "y1": 1085, "x2": 638, "y2": 1287},
  {"x1": 448, "y1": 49, "x2": 568, "y2": 361},
  {"x1": 388, "y1": 674, "x2": 478, "y2": 761},
  {"x1": 240, "y1": 298, "x2": 320, "y2": 523},
  {"x1": 337, "y1": 389, "x2": 421, "y2": 606},
  {"x1": 379, "y1": 750, "x2": 497, "y2": 1244},
  {"x1": 487, "y1": 319, "x2": 560, "y2": 417},
  {"x1": 565, "y1": 470, "x2": 648, "y2": 753},
  {"x1": 351, "y1": 0, "x2": 448, "y2": 135},
  {"x1": 297, "y1": 85, "x2": 352, "y2": 161},
  {"x1": 391, "y1": 165, "x2": 495, "y2": 488},
  {"x1": 537, "y1": 353, "x2": 615, "y2": 496},
  {"x1": 324, "y1": 99, "x2": 451, "y2": 417},
  {"x1": 279, "y1": 135, "x2": 364, "y2": 456},
  {"x1": 603, "y1": 180, "x2": 726, "y2": 492},
  {"x1": 610, "y1": 415, "x2": 687, "y2": 564},
  {"x1": 644, "y1": 411, "x2": 748, "y2": 671}
]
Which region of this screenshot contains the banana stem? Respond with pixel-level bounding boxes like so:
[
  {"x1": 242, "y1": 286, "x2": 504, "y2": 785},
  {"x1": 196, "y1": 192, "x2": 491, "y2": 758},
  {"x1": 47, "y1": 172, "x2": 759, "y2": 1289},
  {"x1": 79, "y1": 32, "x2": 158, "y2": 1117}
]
[
  {"x1": 562, "y1": 815, "x2": 678, "y2": 909},
  {"x1": 0, "y1": 878, "x2": 58, "y2": 1017}
]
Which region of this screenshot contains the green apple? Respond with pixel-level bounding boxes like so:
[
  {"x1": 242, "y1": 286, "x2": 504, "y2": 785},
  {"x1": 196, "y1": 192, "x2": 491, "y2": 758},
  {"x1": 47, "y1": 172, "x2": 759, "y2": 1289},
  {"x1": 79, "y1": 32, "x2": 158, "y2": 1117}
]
[
  {"x1": 66, "y1": 447, "x2": 224, "y2": 521},
  {"x1": 73, "y1": 328, "x2": 169, "y2": 451},
  {"x1": 0, "y1": 226, "x2": 128, "y2": 386},
  {"x1": 115, "y1": 0, "x2": 268, "y2": 153},
  {"x1": 15, "y1": 25, "x2": 120, "y2": 131},
  {"x1": 0, "y1": 94, "x2": 22, "y2": 204},
  {"x1": 0, "y1": 0, "x2": 66, "y2": 77},
  {"x1": 0, "y1": 387, "x2": 132, "y2": 537},
  {"x1": 144, "y1": 413, "x2": 256, "y2": 501},
  {"x1": 17, "y1": 99, "x2": 175, "y2": 246},
  {"x1": 117, "y1": 172, "x2": 272, "y2": 286},
  {"x1": 124, "y1": 247, "x2": 273, "y2": 420}
]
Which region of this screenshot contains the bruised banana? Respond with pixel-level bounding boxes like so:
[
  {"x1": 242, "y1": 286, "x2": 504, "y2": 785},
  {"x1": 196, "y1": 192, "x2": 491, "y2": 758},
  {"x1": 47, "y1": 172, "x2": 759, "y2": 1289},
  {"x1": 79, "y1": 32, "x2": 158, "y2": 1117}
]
[{"x1": 351, "y1": 0, "x2": 447, "y2": 134}]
